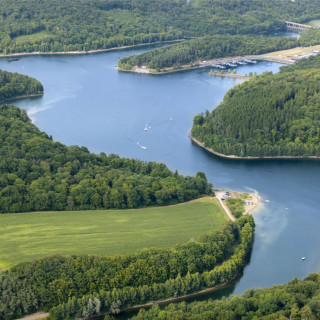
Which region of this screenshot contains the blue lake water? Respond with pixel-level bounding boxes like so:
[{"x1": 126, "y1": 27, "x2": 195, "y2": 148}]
[{"x1": 1, "y1": 41, "x2": 320, "y2": 301}]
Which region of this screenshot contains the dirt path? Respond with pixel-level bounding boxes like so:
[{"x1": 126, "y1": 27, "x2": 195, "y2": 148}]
[
  {"x1": 215, "y1": 191, "x2": 236, "y2": 221},
  {"x1": 15, "y1": 312, "x2": 49, "y2": 320}
]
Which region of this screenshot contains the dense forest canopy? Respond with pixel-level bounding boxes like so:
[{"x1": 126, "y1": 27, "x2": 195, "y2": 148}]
[
  {"x1": 131, "y1": 273, "x2": 320, "y2": 320},
  {"x1": 191, "y1": 54, "x2": 320, "y2": 157},
  {"x1": 0, "y1": 0, "x2": 319, "y2": 54},
  {"x1": 118, "y1": 35, "x2": 300, "y2": 70},
  {"x1": 0, "y1": 216, "x2": 255, "y2": 319},
  {"x1": 0, "y1": 69, "x2": 43, "y2": 101},
  {"x1": 0, "y1": 104, "x2": 212, "y2": 213}
]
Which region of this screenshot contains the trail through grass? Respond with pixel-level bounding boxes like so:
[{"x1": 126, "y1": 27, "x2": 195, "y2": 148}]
[{"x1": 0, "y1": 197, "x2": 227, "y2": 269}]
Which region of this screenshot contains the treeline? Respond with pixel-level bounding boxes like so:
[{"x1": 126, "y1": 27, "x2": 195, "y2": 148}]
[
  {"x1": 0, "y1": 0, "x2": 320, "y2": 54},
  {"x1": 0, "y1": 104, "x2": 212, "y2": 213},
  {"x1": 0, "y1": 216, "x2": 254, "y2": 319},
  {"x1": 49, "y1": 216, "x2": 254, "y2": 320},
  {"x1": 118, "y1": 35, "x2": 299, "y2": 70},
  {"x1": 191, "y1": 54, "x2": 320, "y2": 157},
  {"x1": 299, "y1": 28, "x2": 320, "y2": 47},
  {"x1": 118, "y1": 27, "x2": 320, "y2": 70},
  {"x1": 0, "y1": 69, "x2": 43, "y2": 101},
  {"x1": 131, "y1": 273, "x2": 320, "y2": 319}
]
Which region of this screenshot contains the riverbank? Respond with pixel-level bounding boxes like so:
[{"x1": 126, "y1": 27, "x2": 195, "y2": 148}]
[
  {"x1": 0, "y1": 40, "x2": 185, "y2": 58},
  {"x1": 189, "y1": 133, "x2": 320, "y2": 160},
  {"x1": 0, "y1": 93, "x2": 43, "y2": 104},
  {"x1": 209, "y1": 72, "x2": 250, "y2": 80},
  {"x1": 118, "y1": 53, "x2": 295, "y2": 75}
]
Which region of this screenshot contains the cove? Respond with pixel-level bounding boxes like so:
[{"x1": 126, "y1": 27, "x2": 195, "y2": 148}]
[{"x1": 1, "y1": 41, "x2": 320, "y2": 304}]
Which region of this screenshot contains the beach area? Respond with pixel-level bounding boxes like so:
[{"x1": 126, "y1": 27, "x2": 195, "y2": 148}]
[{"x1": 215, "y1": 191, "x2": 260, "y2": 222}]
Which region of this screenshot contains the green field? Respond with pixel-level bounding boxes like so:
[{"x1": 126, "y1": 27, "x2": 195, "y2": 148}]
[
  {"x1": 0, "y1": 197, "x2": 227, "y2": 270},
  {"x1": 13, "y1": 32, "x2": 52, "y2": 44}
]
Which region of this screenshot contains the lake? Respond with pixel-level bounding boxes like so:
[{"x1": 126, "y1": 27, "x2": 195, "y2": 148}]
[{"x1": 1, "y1": 41, "x2": 320, "y2": 302}]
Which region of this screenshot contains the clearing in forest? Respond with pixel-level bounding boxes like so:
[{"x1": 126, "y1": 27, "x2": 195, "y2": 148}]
[{"x1": 0, "y1": 197, "x2": 226, "y2": 269}]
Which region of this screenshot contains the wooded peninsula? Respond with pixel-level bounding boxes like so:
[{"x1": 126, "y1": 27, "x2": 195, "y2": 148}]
[{"x1": 191, "y1": 54, "x2": 320, "y2": 158}]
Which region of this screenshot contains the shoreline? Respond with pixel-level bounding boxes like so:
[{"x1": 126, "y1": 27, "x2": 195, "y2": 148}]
[
  {"x1": 0, "y1": 40, "x2": 185, "y2": 58},
  {"x1": 118, "y1": 53, "x2": 295, "y2": 75},
  {"x1": 189, "y1": 133, "x2": 320, "y2": 160},
  {"x1": 0, "y1": 93, "x2": 43, "y2": 104},
  {"x1": 215, "y1": 190, "x2": 260, "y2": 222},
  {"x1": 101, "y1": 275, "x2": 241, "y2": 319},
  {"x1": 209, "y1": 72, "x2": 250, "y2": 80}
]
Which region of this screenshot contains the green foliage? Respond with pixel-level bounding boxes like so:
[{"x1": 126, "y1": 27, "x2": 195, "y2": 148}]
[
  {"x1": 0, "y1": 0, "x2": 319, "y2": 54},
  {"x1": 191, "y1": 54, "x2": 320, "y2": 157},
  {"x1": 47, "y1": 216, "x2": 254, "y2": 319},
  {"x1": 130, "y1": 273, "x2": 320, "y2": 320},
  {"x1": 0, "y1": 217, "x2": 254, "y2": 319},
  {"x1": 0, "y1": 69, "x2": 43, "y2": 102},
  {"x1": 226, "y1": 198, "x2": 245, "y2": 218},
  {"x1": 0, "y1": 273, "x2": 38, "y2": 320},
  {"x1": 299, "y1": 28, "x2": 320, "y2": 47},
  {"x1": 0, "y1": 104, "x2": 212, "y2": 213},
  {"x1": 0, "y1": 197, "x2": 227, "y2": 269},
  {"x1": 118, "y1": 35, "x2": 299, "y2": 70}
]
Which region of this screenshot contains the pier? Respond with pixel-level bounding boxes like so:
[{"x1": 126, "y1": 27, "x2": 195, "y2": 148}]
[{"x1": 284, "y1": 21, "x2": 313, "y2": 31}]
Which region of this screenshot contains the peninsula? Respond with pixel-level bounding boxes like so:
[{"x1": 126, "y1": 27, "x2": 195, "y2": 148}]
[{"x1": 190, "y1": 54, "x2": 320, "y2": 159}]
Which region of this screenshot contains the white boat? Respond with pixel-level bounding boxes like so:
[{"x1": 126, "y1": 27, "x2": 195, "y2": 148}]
[
  {"x1": 302, "y1": 257, "x2": 306, "y2": 261},
  {"x1": 265, "y1": 200, "x2": 270, "y2": 203},
  {"x1": 144, "y1": 125, "x2": 148, "y2": 131},
  {"x1": 245, "y1": 59, "x2": 257, "y2": 64}
]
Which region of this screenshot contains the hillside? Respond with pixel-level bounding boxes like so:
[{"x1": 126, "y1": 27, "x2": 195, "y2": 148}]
[
  {"x1": 0, "y1": 0, "x2": 319, "y2": 54},
  {"x1": 118, "y1": 34, "x2": 299, "y2": 70},
  {"x1": 130, "y1": 273, "x2": 320, "y2": 319},
  {"x1": 0, "y1": 69, "x2": 43, "y2": 101},
  {"x1": 0, "y1": 104, "x2": 212, "y2": 213},
  {"x1": 191, "y1": 54, "x2": 320, "y2": 158}
]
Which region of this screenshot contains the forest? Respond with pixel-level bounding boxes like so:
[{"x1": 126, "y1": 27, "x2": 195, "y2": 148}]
[
  {"x1": 118, "y1": 27, "x2": 320, "y2": 70},
  {"x1": 0, "y1": 69, "x2": 43, "y2": 101},
  {"x1": 131, "y1": 272, "x2": 320, "y2": 319},
  {"x1": 0, "y1": 0, "x2": 319, "y2": 54},
  {"x1": 118, "y1": 35, "x2": 300, "y2": 70},
  {"x1": 191, "y1": 54, "x2": 320, "y2": 157},
  {"x1": 0, "y1": 216, "x2": 255, "y2": 319},
  {"x1": 0, "y1": 104, "x2": 212, "y2": 213}
]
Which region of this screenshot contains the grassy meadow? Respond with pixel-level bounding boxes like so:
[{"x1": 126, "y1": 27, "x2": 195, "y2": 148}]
[
  {"x1": 0, "y1": 197, "x2": 227, "y2": 270},
  {"x1": 13, "y1": 32, "x2": 52, "y2": 44}
]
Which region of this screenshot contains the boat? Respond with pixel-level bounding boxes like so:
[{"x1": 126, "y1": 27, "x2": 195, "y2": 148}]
[
  {"x1": 144, "y1": 125, "x2": 148, "y2": 131},
  {"x1": 237, "y1": 61, "x2": 247, "y2": 65},
  {"x1": 226, "y1": 63, "x2": 237, "y2": 67},
  {"x1": 245, "y1": 59, "x2": 257, "y2": 64},
  {"x1": 265, "y1": 200, "x2": 270, "y2": 203},
  {"x1": 214, "y1": 64, "x2": 226, "y2": 69},
  {"x1": 302, "y1": 257, "x2": 306, "y2": 261}
]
